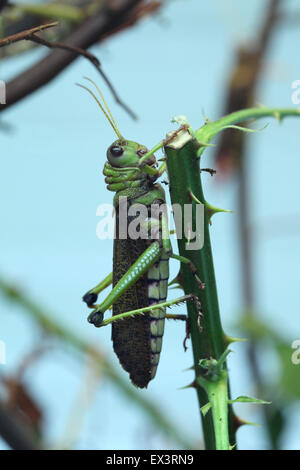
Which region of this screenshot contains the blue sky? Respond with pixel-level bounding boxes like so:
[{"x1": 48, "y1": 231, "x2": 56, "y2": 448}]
[{"x1": 1, "y1": 0, "x2": 300, "y2": 449}]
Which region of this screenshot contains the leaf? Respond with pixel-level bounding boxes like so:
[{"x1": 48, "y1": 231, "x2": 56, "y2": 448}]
[
  {"x1": 200, "y1": 403, "x2": 212, "y2": 416},
  {"x1": 221, "y1": 123, "x2": 269, "y2": 133},
  {"x1": 228, "y1": 396, "x2": 271, "y2": 405}
]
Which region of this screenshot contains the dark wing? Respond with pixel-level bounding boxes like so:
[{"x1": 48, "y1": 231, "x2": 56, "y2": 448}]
[{"x1": 112, "y1": 206, "x2": 152, "y2": 388}]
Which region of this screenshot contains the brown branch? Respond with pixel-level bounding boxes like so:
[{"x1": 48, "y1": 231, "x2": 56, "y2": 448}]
[
  {"x1": 0, "y1": 0, "x2": 146, "y2": 114},
  {"x1": 0, "y1": 15, "x2": 138, "y2": 119},
  {"x1": 0, "y1": 21, "x2": 59, "y2": 47},
  {"x1": 100, "y1": 0, "x2": 162, "y2": 40},
  {"x1": 28, "y1": 32, "x2": 137, "y2": 120}
]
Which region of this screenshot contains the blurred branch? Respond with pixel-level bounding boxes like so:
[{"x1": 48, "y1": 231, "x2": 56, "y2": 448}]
[
  {"x1": 0, "y1": 0, "x2": 9, "y2": 13},
  {"x1": 0, "y1": 401, "x2": 41, "y2": 450},
  {"x1": 0, "y1": 20, "x2": 137, "y2": 119},
  {"x1": 0, "y1": 0, "x2": 152, "y2": 113},
  {"x1": 215, "y1": 0, "x2": 281, "y2": 173},
  {"x1": 0, "y1": 276, "x2": 193, "y2": 449},
  {"x1": 0, "y1": 21, "x2": 59, "y2": 46}
]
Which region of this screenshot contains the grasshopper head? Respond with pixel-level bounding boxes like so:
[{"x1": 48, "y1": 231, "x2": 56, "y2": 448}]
[{"x1": 107, "y1": 139, "x2": 150, "y2": 168}]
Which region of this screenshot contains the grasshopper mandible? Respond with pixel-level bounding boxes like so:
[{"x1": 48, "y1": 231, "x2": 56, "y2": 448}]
[{"x1": 79, "y1": 79, "x2": 202, "y2": 388}]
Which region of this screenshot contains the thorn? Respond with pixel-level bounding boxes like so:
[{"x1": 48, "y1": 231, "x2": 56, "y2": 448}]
[
  {"x1": 273, "y1": 111, "x2": 281, "y2": 122},
  {"x1": 205, "y1": 202, "x2": 232, "y2": 221},
  {"x1": 223, "y1": 333, "x2": 248, "y2": 346},
  {"x1": 178, "y1": 379, "x2": 197, "y2": 390},
  {"x1": 233, "y1": 414, "x2": 260, "y2": 430},
  {"x1": 182, "y1": 365, "x2": 195, "y2": 372}
]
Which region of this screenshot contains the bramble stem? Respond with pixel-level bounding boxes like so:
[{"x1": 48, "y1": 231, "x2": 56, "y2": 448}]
[
  {"x1": 195, "y1": 107, "x2": 300, "y2": 155},
  {"x1": 164, "y1": 106, "x2": 300, "y2": 450},
  {"x1": 201, "y1": 371, "x2": 230, "y2": 450}
]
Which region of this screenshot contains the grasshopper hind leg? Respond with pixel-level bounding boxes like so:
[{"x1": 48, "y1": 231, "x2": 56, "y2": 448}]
[
  {"x1": 82, "y1": 272, "x2": 113, "y2": 307},
  {"x1": 88, "y1": 310, "x2": 104, "y2": 326},
  {"x1": 83, "y1": 292, "x2": 98, "y2": 307}
]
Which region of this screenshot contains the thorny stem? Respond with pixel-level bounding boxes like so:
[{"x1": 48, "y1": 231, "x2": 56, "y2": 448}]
[
  {"x1": 204, "y1": 371, "x2": 230, "y2": 450},
  {"x1": 165, "y1": 135, "x2": 231, "y2": 450},
  {"x1": 164, "y1": 106, "x2": 300, "y2": 450},
  {"x1": 195, "y1": 107, "x2": 300, "y2": 151}
]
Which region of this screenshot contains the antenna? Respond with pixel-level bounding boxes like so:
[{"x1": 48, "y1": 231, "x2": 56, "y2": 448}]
[{"x1": 76, "y1": 77, "x2": 123, "y2": 140}]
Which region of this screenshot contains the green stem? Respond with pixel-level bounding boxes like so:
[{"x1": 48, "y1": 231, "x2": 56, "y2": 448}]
[
  {"x1": 164, "y1": 106, "x2": 300, "y2": 449},
  {"x1": 204, "y1": 371, "x2": 230, "y2": 450},
  {"x1": 165, "y1": 134, "x2": 232, "y2": 449},
  {"x1": 195, "y1": 107, "x2": 300, "y2": 154}
]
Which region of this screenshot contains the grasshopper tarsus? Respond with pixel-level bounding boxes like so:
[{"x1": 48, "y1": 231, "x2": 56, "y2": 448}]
[
  {"x1": 83, "y1": 292, "x2": 98, "y2": 307},
  {"x1": 183, "y1": 321, "x2": 191, "y2": 352},
  {"x1": 88, "y1": 311, "x2": 104, "y2": 327}
]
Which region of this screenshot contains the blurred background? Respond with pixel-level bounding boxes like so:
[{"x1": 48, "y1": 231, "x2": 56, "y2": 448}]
[{"x1": 0, "y1": 0, "x2": 300, "y2": 450}]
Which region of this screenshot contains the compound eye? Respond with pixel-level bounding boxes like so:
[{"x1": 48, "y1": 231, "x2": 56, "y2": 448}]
[{"x1": 110, "y1": 145, "x2": 123, "y2": 157}]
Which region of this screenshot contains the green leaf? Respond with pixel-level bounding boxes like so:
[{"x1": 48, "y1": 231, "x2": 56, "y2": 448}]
[
  {"x1": 221, "y1": 123, "x2": 269, "y2": 133},
  {"x1": 200, "y1": 403, "x2": 212, "y2": 416},
  {"x1": 228, "y1": 396, "x2": 271, "y2": 405}
]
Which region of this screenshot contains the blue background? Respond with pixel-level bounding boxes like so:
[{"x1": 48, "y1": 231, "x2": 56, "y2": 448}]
[{"x1": 1, "y1": 0, "x2": 300, "y2": 449}]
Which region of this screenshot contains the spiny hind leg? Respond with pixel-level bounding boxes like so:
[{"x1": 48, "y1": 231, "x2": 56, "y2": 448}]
[
  {"x1": 93, "y1": 294, "x2": 200, "y2": 328},
  {"x1": 82, "y1": 272, "x2": 113, "y2": 307},
  {"x1": 88, "y1": 241, "x2": 163, "y2": 326}
]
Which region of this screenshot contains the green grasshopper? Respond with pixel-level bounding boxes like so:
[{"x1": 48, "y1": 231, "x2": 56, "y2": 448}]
[{"x1": 79, "y1": 79, "x2": 202, "y2": 388}]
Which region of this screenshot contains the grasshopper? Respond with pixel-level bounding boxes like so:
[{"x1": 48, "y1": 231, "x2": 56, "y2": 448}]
[{"x1": 79, "y1": 79, "x2": 202, "y2": 388}]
